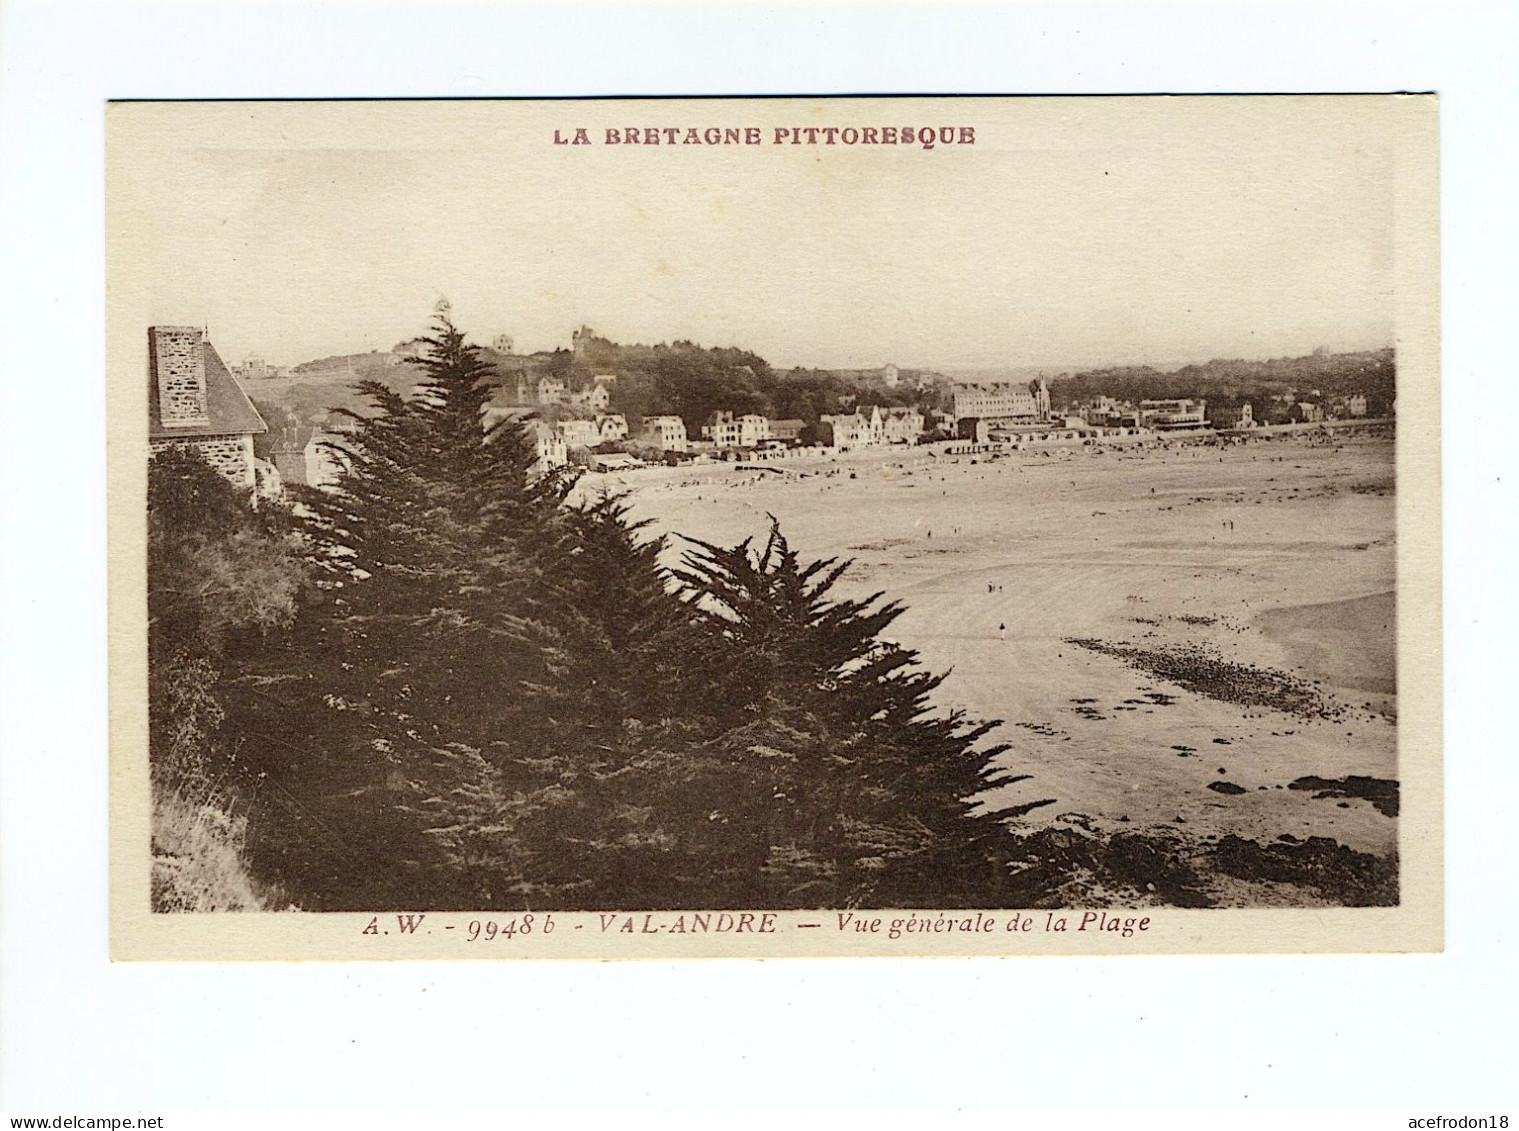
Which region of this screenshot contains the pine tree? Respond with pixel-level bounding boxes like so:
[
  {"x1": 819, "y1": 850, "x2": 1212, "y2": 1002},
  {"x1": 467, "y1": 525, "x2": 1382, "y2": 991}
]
[
  {"x1": 668, "y1": 520, "x2": 1038, "y2": 907},
  {"x1": 208, "y1": 311, "x2": 1049, "y2": 911},
  {"x1": 223, "y1": 310, "x2": 704, "y2": 908},
  {"x1": 223, "y1": 309, "x2": 580, "y2": 907}
]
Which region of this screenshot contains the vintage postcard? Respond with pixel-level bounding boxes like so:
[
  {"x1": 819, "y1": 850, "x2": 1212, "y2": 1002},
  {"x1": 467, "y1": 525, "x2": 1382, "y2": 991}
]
[{"x1": 107, "y1": 95, "x2": 1440, "y2": 959}]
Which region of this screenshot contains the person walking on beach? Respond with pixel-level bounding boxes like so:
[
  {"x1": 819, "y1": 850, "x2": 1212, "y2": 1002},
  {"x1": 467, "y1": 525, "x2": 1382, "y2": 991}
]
[{"x1": 998, "y1": 622, "x2": 1007, "y2": 641}]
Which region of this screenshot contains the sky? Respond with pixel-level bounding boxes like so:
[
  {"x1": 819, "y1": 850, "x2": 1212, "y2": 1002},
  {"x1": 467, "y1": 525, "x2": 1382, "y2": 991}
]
[{"x1": 112, "y1": 98, "x2": 1408, "y2": 372}]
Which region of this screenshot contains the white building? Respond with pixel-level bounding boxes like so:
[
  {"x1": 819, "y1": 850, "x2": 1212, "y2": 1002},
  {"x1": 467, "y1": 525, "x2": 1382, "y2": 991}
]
[
  {"x1": 304, "y1": 420, "x2": 361, "y2": 491},
  {"x1": 882, "y1": 407, "x2": 925, "y2": 443},
  {"x1": 951, "y1": 379, "x2": 1051, "y2": 425},
  {"x1": 739, "y1": 414, "x2": 773, "y2": 447},
  {"x1": 703, "y1": 410, "x2": 744, "y2": 449},
  {"x1": 1139, "y1": 399, "x2": 1209, "y2": 431},
  {"x1": 820, "y1": 406, "x2": 886, "y2": 449},
  {"x1": 531, "y1": 421, "x2": 568, "y2": 472},
  {"x1": 640, "y1": 415, "x2": 689, "y2": 452},
  {"x1": 558, "y1": 419, "x2": 601, "y2": 448}
]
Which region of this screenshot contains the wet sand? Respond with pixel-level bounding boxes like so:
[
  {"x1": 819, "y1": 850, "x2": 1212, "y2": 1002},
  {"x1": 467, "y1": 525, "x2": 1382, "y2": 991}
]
[
  {"x1": 591, "y1": 430, "x2": 1398, "y2": 859},
  {"x1": 1258, "y1": 591, "x2": 1396, "y2": 701}
]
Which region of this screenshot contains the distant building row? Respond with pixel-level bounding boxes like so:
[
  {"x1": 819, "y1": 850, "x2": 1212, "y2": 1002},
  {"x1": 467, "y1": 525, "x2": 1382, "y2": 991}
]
[
  {"x1": 818, "y1": 406, "x2": 926, "y2": 449},
  {"x1": 515, "y1": 373, "x2": 615, "y2": 410}
]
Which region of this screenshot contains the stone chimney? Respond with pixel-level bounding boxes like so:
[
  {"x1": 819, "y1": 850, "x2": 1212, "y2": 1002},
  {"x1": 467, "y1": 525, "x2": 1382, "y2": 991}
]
[{"x1": 150, "y1": 325, "x2": 209, "y2": 428}]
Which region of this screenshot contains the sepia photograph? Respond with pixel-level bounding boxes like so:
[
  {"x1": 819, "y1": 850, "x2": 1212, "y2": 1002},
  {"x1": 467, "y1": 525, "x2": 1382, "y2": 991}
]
[
  {"x1": 106, "y1": 96, "x2": 1441, "y2": 957},
  {"x1": 12, "y1": 0, "x2": 1515, "y2": 1114}
]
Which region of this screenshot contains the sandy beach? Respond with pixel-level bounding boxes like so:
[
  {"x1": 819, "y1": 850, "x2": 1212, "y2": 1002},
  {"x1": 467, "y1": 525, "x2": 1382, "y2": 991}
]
[{"x1": 583, "y1": 429, "x2": 1398, "y2": 870}]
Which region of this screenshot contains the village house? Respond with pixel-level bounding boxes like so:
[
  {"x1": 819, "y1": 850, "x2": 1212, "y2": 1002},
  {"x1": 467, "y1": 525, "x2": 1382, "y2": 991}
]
[
  {"x1": 1325, "y1": 393, "x2": 1368, "y2": 419},
  {"x1": 531, "y1": 421, "x2": 568, "y2": 472},
  {"x1": 269, "y1": 429, "x2": 309, "y2": 487},
  {"x1": 482, "y1": 406, "x2": 569, "y2": 476},
  {"x1": 639, "y1": 415, "x2": 689, "y2": 452},
  {"x1": 148, "y1": 326, "x2": 267, "y2": 491},
  {"x1": 300, "y1": 411, "x2": 368, "y2": 491},
  {"x1": 882, "y1": 407, "x2": 925, "y2": 444},
  {"x1": 536, "y1": 376, "x2": 568, "y2": 406},
  {"x1": 597, "y1": 413, "x2": 630, "y2": 444},
  {"x1": 303, "y1": 432, "x2": 342, "y2": 490},
  {"x1": 739, "y1": 414, "x2": 773, "y2": 447},
  {"x1": 558, "y1": 418, "x2": 601, "y2": 449},
  {"x1": 703, "y1": 410, "x2": 744, "y2": 449},
  {"x1": 820, "y1": 406, "x2": 886, "y2": 450},
  {"x1": 769, "y1": 419, "x2": 806, "y2": 444},
  {"x1": 234, "y1": 355, "x2": 287, "y2": 382},
  {"x1": 1074, "y1": 395, "x2": 1124, "y2": 428},
  {"x1": 570, "y1": 383, "x2": 611, "y2": 411}
]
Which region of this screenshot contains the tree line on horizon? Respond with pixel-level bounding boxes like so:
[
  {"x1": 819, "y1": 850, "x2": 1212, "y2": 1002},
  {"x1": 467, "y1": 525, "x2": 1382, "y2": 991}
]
[
  {"x1": 1050, "y1": 348, "x2": 1397, "y2": 424},
  {"x1": 148, "y1": 313, "x2": 1041, "y2": 912}
]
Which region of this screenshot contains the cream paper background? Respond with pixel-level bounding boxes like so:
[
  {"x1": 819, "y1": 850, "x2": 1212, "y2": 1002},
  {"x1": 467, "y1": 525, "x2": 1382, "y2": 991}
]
[{"x1": 106, "y1": 96, "x2": 1441, "y2": 960}]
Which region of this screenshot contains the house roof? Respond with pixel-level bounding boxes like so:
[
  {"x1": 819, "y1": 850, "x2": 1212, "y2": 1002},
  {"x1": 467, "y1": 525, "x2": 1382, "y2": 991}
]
[
  {"x1": 592, "y1": 453, "x2": 644, "y2": 469},
  {"x1": 149, "y1": 337, "x2": 267, "y2": 440}
]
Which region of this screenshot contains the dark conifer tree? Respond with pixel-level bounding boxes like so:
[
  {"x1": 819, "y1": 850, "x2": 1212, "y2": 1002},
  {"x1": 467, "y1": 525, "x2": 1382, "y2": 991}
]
[
  {"x1": 667, "y1": 521, "x2": 1039, "y2": 907},
  {"x1": 223, "y1": 308, "x2": 580, "y2": 907},
  {"x1": 207, "y1": 311, "x2": 1046, "y2": 911}
]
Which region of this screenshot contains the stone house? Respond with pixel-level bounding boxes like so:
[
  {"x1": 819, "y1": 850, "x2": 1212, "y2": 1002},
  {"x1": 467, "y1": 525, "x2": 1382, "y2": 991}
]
[{"x1": 148, "y1": 326, "x2": 267, "y2": 490}]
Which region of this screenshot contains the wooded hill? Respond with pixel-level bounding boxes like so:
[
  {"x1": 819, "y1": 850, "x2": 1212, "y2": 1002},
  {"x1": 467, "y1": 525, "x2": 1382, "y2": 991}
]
[
  {"x1": 1051, "y1": 348, "x2": 1396, "y2": 424},
  {"x1": 487, "y1": 329, "x2": 929, "y2": 435}
]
